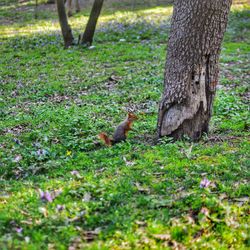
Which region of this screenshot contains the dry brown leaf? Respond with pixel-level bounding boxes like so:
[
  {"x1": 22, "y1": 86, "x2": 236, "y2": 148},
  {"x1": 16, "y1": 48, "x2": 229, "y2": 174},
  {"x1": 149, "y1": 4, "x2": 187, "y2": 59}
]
[
  {"x1": 152, "y1": 233, "x2": 171, "y2": 241},
  {"x1": 135, "y1": 220, "x2": 147, "y2": 226},
  {"x1": 135, "y1": 182, "x2": 150, "y2": 193}
]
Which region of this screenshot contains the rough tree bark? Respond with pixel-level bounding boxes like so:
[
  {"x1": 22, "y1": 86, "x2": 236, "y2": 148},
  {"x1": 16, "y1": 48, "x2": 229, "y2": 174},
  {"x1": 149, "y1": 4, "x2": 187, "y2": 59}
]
[
  {"x1": 56, "y1": 0, "x2": 74, "y2": 48},
  {"x1": 79, "y1": 0, "x2": 104, "y2": 46},
  {"x1": 157, "y1": 0, "x2": 232, "y2": 140}
]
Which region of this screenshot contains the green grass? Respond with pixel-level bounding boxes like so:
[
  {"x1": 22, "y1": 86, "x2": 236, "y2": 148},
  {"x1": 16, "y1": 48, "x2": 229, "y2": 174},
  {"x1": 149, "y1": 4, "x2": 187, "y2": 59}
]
[{"x1": 0, "y1": 1, "x2": 250, "y2": 249}]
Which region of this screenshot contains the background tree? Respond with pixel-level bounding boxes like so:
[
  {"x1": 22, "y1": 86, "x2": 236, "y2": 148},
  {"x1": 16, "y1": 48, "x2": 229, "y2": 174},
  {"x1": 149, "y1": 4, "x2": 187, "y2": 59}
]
[
  {"x1": 79, "y1": 0, "x2": 104, "y2": 46},
  {"x1": 66, "y1": 0, "x2": 81, "y2": 17},
  {"x1": 157, "y1": 0, "x2": 232, "y2": 140},
  {"x1": 56, "y1": 0, "x2": 74, "y2": 47}
]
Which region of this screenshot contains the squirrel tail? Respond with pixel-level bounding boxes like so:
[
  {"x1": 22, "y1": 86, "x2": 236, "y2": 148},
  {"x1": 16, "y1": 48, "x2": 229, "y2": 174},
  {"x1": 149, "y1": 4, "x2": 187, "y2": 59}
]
[{"x1": 99, "y1": 132, "x2": 113, "y2": 146}]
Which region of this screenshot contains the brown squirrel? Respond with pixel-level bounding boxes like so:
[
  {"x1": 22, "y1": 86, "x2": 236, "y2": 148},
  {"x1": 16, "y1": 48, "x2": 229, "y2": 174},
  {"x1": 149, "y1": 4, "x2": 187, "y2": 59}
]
[{"x1": 99, "y1": 113, "x2": 138, "y2": 146}]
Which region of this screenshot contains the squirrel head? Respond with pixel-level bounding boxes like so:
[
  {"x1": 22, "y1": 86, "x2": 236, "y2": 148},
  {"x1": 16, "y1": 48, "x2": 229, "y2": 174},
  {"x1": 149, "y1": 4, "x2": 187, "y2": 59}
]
[{"x1": 127, "y1": 112, "x2": 138, "y2": 121}]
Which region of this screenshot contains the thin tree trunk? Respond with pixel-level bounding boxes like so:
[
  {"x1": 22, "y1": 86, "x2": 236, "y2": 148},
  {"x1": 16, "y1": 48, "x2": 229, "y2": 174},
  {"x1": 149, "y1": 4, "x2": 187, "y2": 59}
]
[
  {"x1": 132, "y1": 0, "x2": 136, "y2": 10},
  {"x1": 157, "y1": 0, "x2": 232, "y2": 141},
  {"x1": 79, "y1": 0, "x2": 104, "y2": 46},
  {"x1": 75, "y1": 0, "x2": 80, "y2": 13},
  {"x1": 65, "y1": 0, "x2": 80, "y2": 17},
  {"x1": 35, "y1": 0, "x2": 38, "y2": 19},
  {"x1": 66, "y1": 0, "x2": 73, "y2": 17},
  {"x1": 56, "y1": 0, "x2": 74, "y2": 48}
]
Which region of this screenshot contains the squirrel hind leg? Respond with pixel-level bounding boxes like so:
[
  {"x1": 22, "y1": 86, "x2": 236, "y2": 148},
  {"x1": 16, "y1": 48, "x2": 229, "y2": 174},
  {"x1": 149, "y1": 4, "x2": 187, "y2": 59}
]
[{"x1": 113, "y1": 137, "x2": 126, "y2": 144}]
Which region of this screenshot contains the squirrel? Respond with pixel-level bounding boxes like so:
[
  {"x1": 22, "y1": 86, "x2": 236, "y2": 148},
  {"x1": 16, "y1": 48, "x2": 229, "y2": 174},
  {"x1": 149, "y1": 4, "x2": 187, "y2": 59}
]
[{"x1": 99, "y1": 113, "x2": 138, "y2": 146}]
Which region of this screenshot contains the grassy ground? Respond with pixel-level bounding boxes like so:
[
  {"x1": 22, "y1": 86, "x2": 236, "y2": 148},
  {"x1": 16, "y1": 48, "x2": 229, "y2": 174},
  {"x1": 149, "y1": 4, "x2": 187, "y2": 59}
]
[{"x1": 0, "y1": 1, "x2": 249, "y2": 249}]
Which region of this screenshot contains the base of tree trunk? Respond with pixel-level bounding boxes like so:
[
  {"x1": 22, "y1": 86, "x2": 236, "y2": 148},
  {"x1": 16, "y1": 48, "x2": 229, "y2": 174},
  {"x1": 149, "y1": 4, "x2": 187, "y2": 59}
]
[
  {"x1": 47, "y1": 0, "x2": 55, "y2": 4},
  {"x1": 79, "y1": 0, "x2": 104, "y2": 46},
  {"x1": 164, "y1": 106, "x2": 210, "y2": 141},
  {"x1": 56, "y1": 0, "x2": 74, "y2": 48}
]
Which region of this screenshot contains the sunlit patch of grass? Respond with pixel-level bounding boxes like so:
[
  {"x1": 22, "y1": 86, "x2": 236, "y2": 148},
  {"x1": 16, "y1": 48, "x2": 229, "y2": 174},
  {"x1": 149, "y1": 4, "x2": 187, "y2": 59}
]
[
  {"x1": 231, "y1": 1, "x2": 250, "y2": 11},
  {"x1": 0, "y1": 6, "x2": 173, "y2": 38}
]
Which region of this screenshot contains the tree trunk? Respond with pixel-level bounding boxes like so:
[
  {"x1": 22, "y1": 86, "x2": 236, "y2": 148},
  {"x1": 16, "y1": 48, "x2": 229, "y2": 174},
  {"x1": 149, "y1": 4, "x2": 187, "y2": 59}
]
[
  {"x1": 56, "y1": 0, "x2": 74, "y2": 48},
  {"x1": 66, "y1": 0, "x2": 73, "y2": 17},
  {"x1": 157, "y1": 0, "x2": 232, "y2": 141},
  {"x1": 79, "y1": 0, "x2": 104, "y2": 46},
  {"x1": 65, "y1": 0, "x2": 80, "y2": 17},
  {"x1": 75, "y1": 0, "x2": 81, "y2": 13}
]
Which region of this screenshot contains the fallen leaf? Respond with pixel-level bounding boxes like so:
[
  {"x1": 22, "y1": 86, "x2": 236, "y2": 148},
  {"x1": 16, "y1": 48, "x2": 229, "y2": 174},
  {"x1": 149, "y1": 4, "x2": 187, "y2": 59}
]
[
  {"x1": 83, "y1": 228, "x2": 101, "y2": 241},
  {"x1": 219, "y1": 193, "x2": 228, "y2": 200},
  {"x1": 135, "y1": 182, "x2": 150, "y2": 193},
  {"x1": 200, "y1": 207, "x2": 210, "y2": 216},
  {"x1": 20, "y1": 220, "x2": 33, "y2": 225},
  {"x1": 233, "y1": 197, "x2": 249, "y2": 203},
  {"x1": 135, "y1": 220, "x2": 147, "y2": 226},
  {"x1": 152, "y1": 233, "x2": 171, "y2": 241},
  {"x1": 123, "y1": 156, "x2": 135, "y2": 166},
  {"x1": 38, "y1": 207, "x2": 48, "y2": 217}
]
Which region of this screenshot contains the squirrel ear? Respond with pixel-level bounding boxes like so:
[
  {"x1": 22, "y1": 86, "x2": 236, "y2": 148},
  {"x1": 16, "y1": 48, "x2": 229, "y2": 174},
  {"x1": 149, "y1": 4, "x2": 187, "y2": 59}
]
[{"x1": 128, "y1": 113, "x2": 137, "y2": 119}]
